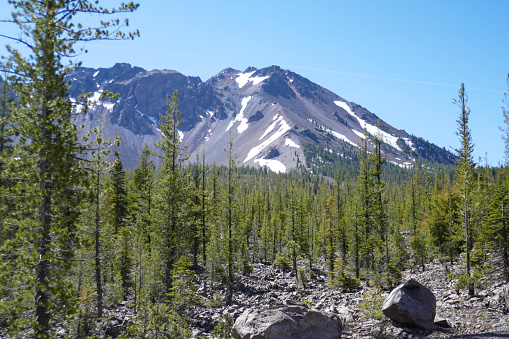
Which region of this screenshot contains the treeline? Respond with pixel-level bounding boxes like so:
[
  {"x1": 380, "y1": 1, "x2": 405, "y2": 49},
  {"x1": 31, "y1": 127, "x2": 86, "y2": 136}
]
[{"x1": 1, "y1": 1, "x2": 509, "y2": 338}]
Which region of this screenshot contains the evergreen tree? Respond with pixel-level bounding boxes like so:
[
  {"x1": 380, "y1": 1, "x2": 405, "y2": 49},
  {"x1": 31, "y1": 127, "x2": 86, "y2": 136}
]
[
  {"x1": 83, "y1": 124, "x2": 118, "y2": 318},
  {"x1": 485, "y1": 174, "x2": 509, "y2": 281},
  {"x1": 0, "y1": 1, "x2": 138, "y2": 336},
  {"x1": 355, "y1": 129, "x2": 374, "y2": 273},
  {"x1": 205, "y1": 162, "x2": 223, "y2": 287},
  {"x1": 153, "y1": 90, "x2": 190, "y2": 296},
  {"x1": 428, "y1": 178, "x2": 461, "y2": 263},
  {"x1": 325, "y1": 196, "x2": 335, "y2": 274},
  {"x1": 110, "y1": 152, "x2": 131, "y2": 299},
  {"x1": 372, "y1": 131, "x2": 388, "y2": 263},
  {"x1": 0, "y1": 70, "x2": 14, "y2": 244},
  {"x1": 454, "y1": 83, "x2": 475, "y2": 296},
  {"x1": 224, "y1": 134, "x2": 238, "y2": 305},
  {"x1": 111, "y1": 151, "x2": 128, "y2": 234},
  {"x1": 132, "y1": 143, "x2": 155, "y2": 308}
]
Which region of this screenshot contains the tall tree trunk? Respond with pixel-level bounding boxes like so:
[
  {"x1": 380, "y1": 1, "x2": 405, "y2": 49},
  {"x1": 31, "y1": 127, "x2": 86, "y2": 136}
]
[{"x1": 95, "y1": 169, "x2": 103, "y2": 317}]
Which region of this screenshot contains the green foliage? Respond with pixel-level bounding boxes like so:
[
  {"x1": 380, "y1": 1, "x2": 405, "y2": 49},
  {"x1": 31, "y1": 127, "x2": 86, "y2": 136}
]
[
  {"x1": 170, "y1": 256, "x2": 200, "y2": 312},
  {"x1": 273, "y1": 255, "x2": 291, "y2": 272},
  {"x1": 212, "y1": 314, "x2": 233, "y2": 339},
  {"x1": 204, "y1": 291, "x2": 223, "y2": 308},
  {"x1": 153, "y1": 90, "x2": 192, "y2": 296},
  {"x1": 297, "y1": 268, "x2": 308, "y2": 288},
  {"x1": 116, "y1": 227, "x2": 134, "y2": 301},
  {"x1": 235, "y1": 258, "x2": 254, "y2": 276},
  {"x1": 410, "y1": 225, "x2": 431, "y2": 271},
  {"x1": 75, "y1": 283, "x2": 97, "y2": 338},
  {"x1": 383, "y1": 262, "x2": 403, "y2": 290},
  {"x1": 330, "y1": 258, "x2": 361, "y2": 291},
  {"x1": 119, "y1": 297, "x2": 191, "y2": 339},
  {"x1": 0, "y1": 1, "x2": 139, "y2": 336},
  {"x1": 331, "y1": 269, "x2": 361, "y2": 292},
  {"x1": 358, "y1": 286, "x2": 384, "y2": 320},
  {"x1": 451, "y1": 267, "x2": 490, "y2": 295},
  {"x1": 390, "y1": 225, "x2": 408, "y2": 268}
]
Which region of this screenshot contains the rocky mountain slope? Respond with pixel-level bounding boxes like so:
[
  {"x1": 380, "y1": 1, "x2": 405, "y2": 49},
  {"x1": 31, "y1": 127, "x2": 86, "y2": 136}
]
[{"x1": 67, "y1": 63, "x2": 456, "y2": 170}]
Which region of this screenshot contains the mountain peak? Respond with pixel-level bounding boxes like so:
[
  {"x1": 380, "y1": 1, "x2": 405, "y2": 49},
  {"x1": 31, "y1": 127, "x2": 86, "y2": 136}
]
[
  {"x1": 244, "y1": 66, "x2": 258, "y2": 73},
  {"x1": 68, "y1": 63, "x2": 456, "y2": 170}
]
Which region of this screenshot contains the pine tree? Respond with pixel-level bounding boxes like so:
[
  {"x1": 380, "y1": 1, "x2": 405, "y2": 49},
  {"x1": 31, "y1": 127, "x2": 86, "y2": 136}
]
[
  {"x1": 0, "y1": 1, "x2": 138, "y2": 336},
  {"x1": 325, "y1": 196, "x2": 335, "y2": 274},
  {"x1": 84, "y1": 124, "x2": 118, "y2": 318},
  {"x1": 132, "y1": 143, "x2": 154, "y2": 308},
  {"x1": 355, "y1": 129, "x2": 374, "y2": 272},
  {"x1": 372, "y1": 131, "x2": 388, "y2": 263},
  {"x1": 486, "y1": 174, "x2": 509, "y2": 281},
  {"x1": 153, "y1": 90, "x2": 190, "y2": 296},
  {"x1": 454, "y1": 83, "x2": 475, "y2": 296},
  {"x1": 205, "y1": 162, "x2": 223, "y2": 287},
  {"x1": 224, "y1": 134, "x2": 238, "y2": 305},
  {"x1": 110, "y1": 152, "x2": 131, "y2": 299},
  {"x1": 111, "y1": 151, "x2": 128, "y2": 234},
  {"x1": 0, "y1": 70, "x2": 14, "y2": 245}
]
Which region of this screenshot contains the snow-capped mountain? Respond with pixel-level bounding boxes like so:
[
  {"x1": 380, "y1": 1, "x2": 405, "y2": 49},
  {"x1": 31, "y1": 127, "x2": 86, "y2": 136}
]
[{"x1": 67, "y1": 63, "x2": 455, "y2": 171}]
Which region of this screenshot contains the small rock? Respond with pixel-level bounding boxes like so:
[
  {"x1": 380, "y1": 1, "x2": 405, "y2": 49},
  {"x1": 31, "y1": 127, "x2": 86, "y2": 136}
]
[{"x1": 434, "y1": 316, "x2": 450, "y2": 328}]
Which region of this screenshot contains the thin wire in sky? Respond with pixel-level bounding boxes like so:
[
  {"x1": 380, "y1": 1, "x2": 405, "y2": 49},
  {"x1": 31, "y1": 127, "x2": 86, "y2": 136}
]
[{"x1": 284, "y1": 65, "x2": 504, "y2": 94}]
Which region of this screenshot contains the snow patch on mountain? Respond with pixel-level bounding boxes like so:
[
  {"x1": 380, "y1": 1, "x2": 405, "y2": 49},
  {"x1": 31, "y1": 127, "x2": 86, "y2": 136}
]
[
  {"x1": 103, "y1": 102, "x2": 115, "y2": 111},
  {"x1": 236, "y1": 71, "x2": 255, "y2": 88},
  {"x1": 255, "y1": 158, "x2": 286, "y2": 173},
  {"x1": 325, "y1": 128, "x2": 357, "y2": 147},
  {"x1": 235, "y1": 71, "x2": 269, "y2": 88},
  {"x1": 244, "y1": 116, "x2": 291, "y2": 163},
  {"x1": 135, "y1": 105, "x2": 157, "y2": 124},
  {"x1": 260, "y1": 114, "x2": 282, "y2": 140},
  {"x1": 403, "y1": 137, "x2": 416, "y2": 152},
  {"x1": 285, "y1": 138, "x2": 300, "y2": 148},
  {"x1": 335, "y1": 100, "x2": 403, "y2": 151},
  {"x1": 352, "y1": 129, "x2": 365, "y2": 139},
  {"x1": 390, "y1": 160, "x2": 413, "y2": 168},
  {"x1": 90, "y1": 90, "x2": 103, "y2": 102},
  {"x1": 227, "y1": 96, "x2": 251, "y2": 134}
]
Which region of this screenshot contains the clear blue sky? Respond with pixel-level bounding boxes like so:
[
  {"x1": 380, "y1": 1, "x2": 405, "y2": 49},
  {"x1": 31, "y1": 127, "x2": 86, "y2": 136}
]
[{"x1": 1, "y1": 1, "x2": 508, "y2": 165}]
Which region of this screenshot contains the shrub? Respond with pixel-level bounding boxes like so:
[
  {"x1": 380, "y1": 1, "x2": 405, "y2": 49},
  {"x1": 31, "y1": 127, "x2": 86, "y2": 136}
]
[
  {"x1": 273, "y1": 255, "x2": 291, "y2": 272},
  {"x1": 332, "y1": 270, "x2": 361, "y2": 292},
  {"x1": 204, "y1": 291, "x2": 222, "y2": 308},
  {"x1": 330, "y1": 258, "x2": 361, "y2": 291},
  {"x1": 235, "y1": 259, "x2": 253, "y2": 276},
  {"x1": 454, "y1": 268, "x2": 489, "y2": 295},
  {"x1": 297, "y1": 268, "x2": 308, "y2": 288},
  {"x1": 170, "y1": 256, "x2": 200, "y2": 311},
  {"x1": 119, "y1": 297, "x2": 191, "y2": 338},
  {"x1": 358, "y1": 286, "x2": 384, "y2": 320},
  {"x1": 212, "y1": 314, "x2": 233, "y2": 339},
  {"x1": 383, "y1": 262, "x2": 403, "y2": 289}
]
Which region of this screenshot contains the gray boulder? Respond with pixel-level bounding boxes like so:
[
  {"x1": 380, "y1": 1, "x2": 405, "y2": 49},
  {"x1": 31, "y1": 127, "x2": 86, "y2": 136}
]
[
  {"x1": 382, "y1": 279, "x2": 436, "y2": 330},
  {"x1": 231, "y1": 304, "x2": 343, "y2": 339}
]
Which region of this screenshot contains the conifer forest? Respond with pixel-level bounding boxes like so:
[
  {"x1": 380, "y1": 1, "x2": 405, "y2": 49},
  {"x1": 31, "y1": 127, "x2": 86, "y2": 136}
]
[{"x1": 0, "y1": 1, "x2": 509, "y2": 338}]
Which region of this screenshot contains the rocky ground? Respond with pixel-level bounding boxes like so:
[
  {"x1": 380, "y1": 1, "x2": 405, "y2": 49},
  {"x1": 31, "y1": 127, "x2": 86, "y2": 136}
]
[
  {"x1": 2, "y1": 258, "x2": 508, "y2": 338},
  {"x1": 185, "y1": 258, "x2": 509, "y2": 338}
]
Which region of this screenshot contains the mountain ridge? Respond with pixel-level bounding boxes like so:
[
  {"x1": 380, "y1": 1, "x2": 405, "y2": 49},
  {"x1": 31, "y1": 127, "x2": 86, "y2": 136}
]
[{"x1": 67, "y1": 63, "x2": 456, "y2": 171}]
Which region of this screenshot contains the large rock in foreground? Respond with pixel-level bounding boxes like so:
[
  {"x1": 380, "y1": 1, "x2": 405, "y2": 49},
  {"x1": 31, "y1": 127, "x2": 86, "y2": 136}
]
[
  {"x1": 231, "y1": 304, "x2": 343, "y2": 339},
  {"x1": 382, "y1": 279, "x2": 436, "y2": 330}
]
